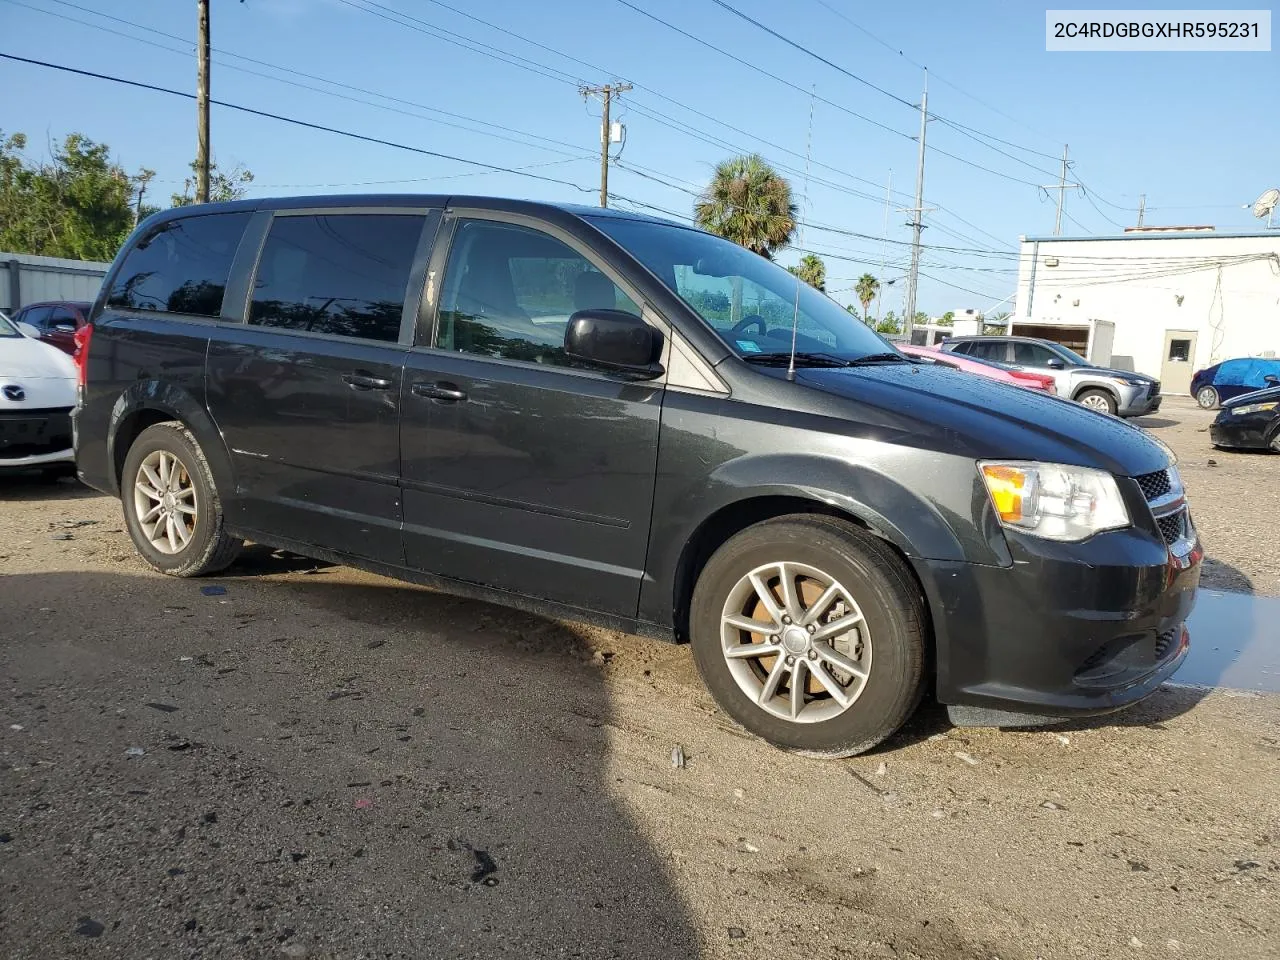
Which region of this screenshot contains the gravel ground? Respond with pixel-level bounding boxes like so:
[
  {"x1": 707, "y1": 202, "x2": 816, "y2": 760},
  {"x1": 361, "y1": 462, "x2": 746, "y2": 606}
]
[
  {"x1": 2, "y1": 402, "x2": 1278, "y2": 959},
  {"x1": 1131, "y1": 397, "x2": 1280, "y2": 596}
]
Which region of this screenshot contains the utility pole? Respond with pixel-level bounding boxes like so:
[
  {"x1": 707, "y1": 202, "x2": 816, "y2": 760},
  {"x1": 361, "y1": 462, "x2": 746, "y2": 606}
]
[
  {"x1": 877, "y1": 169, "x2": 892, "y2": 325},
  {"x1": 579, "y1": 82, "x2": 631, "y2": 208},
  {"x1": 1137, "y1": 194, "x2": 1146, "y2": 227},
  {"x1": 901, "y1": 73, "x2": 929, "y2": 342},
  {"x1": 1041, "y1": 144, "x2": 1080, "y2": 236},
  {"x1": 196, "y1": 0, "x2": 210, "y2": 204}
]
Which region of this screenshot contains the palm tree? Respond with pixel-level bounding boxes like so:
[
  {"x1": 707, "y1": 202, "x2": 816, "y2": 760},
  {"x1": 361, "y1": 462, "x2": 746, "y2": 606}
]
[
  {"x1": 855, "y1": 274, "x2": 880, "y2": 325},
  {"x1": 695, "y1": 155, "x2": 797, "y2": 322},
  {"x1": 695, "y1": 154, "x2": 797, "y2": 256},
  {"x1": 787, "y1": 253, "x2": 826, "y2": 291}
]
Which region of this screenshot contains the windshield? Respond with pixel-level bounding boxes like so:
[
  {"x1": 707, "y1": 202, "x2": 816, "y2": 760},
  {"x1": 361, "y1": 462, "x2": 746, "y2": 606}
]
[
  {"x1": 590, "y1": 217, "x2": 893, "y2": 361},
  {"x1": 0, "y1": 312, "x2": 20, "y2": 338},
  {"x1": 1049, "y1": 342, "x2": 1089, "y2": 366}
]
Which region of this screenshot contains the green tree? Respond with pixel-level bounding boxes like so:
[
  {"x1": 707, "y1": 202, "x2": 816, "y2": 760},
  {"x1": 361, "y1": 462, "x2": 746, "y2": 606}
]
[
  {"x1": 171, "y1": 158, "x2": 254, "y2": 207},
  {"x1": 854, "y1": 273, "x2": 880, "y2": 324},
  {"x1": 694, "y1": 154, "x2": 796, "y2": 256},
  {"x1": 876, "y1": 310, "x2": 899, "y2": 335},
  {"x1": 0, "y1": 130, "x2": 142, "y2": 260},
  {"x1": 786, "y1": 253, "x2": 826, "y2": 291},
  {"x1": 938, "y1": 310, "x2": 956, "y2": 327},
  {"x1": 844, "y1": 303, "x2": 861, "y2": 321}
]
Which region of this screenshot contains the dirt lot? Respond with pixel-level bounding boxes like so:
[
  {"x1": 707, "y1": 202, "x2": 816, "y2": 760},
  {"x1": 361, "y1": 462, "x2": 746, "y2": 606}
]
[{"x1": 2, "y1": 400, "x2": 1278, "y2": 960}]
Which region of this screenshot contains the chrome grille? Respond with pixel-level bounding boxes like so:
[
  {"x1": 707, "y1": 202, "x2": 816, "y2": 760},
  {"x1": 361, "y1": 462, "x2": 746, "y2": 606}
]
[
  {"x1": 1156, "y1": 513, "x2": 1184, "y2": 545},
  {"x1": 1149, "y1": 381, "x2": 1161, "y2": 397},
  {"x1": 1135, "y1": 469, "x2": 1172, "y2": 501}
]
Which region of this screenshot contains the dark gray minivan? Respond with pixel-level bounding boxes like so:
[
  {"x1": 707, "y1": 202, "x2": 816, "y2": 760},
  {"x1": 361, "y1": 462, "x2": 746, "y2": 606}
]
[{"x1": 74, "y1": 196, "x2": 1201, "y2": 757}]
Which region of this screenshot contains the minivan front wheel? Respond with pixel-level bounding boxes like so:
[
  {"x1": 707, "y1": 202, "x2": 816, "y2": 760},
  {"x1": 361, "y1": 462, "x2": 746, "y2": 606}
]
[
  {"x1": 689, "y1": 516, "x2": 926, "y2": 757},
  {"x1": 121, "y1": 422, "x2": 242, "y2": 577}
]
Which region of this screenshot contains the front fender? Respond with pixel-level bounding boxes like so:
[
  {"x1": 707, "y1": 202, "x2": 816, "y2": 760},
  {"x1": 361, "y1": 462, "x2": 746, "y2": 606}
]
[{"x1": 108, "y1": 380, "x2": 237, "y2": 499}]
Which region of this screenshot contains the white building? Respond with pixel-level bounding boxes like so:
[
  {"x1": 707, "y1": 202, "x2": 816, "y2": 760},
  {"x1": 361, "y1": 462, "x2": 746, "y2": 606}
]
[{"x1": 1011, "y1": 228, "x2": 1280, "y2": 392}]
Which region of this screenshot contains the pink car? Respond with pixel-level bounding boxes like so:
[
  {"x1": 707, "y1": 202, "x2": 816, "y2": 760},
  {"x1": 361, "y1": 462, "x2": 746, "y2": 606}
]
[{"x1": 898, "y1": 343, "x2": 1057, "y2": 394}]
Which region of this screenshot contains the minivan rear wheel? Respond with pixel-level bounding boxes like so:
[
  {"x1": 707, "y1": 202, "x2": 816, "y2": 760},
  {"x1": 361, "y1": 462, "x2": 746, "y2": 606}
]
[
  {"x1": 689, "y1": 515, "x2": 926, "y2": 758},
  {"x1": 121, "y1": 421, "x2": 242, "y2": 577}
]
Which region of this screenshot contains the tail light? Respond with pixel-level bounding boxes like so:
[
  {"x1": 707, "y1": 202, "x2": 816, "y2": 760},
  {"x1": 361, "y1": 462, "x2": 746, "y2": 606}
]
[{"x1": 73, "y1": 323, "x2": 93, "y2": 389}]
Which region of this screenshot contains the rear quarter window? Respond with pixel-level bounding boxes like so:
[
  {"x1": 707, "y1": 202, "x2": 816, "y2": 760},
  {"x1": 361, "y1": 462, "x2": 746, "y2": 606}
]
[{"x1": 107, "y1": 212, "x2": 251, "y2": 318}]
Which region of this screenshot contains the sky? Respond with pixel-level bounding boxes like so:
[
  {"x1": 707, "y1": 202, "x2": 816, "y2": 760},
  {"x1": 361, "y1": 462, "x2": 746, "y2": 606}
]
[{"x1": 1, "y1": 0, "x2": 1277, "y2": 316}]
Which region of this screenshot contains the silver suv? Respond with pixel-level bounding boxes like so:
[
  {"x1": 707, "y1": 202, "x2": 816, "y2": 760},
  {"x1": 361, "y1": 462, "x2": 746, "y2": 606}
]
[{"x1": 942, "y1": 336, "x2": 1161, "y2": 418}]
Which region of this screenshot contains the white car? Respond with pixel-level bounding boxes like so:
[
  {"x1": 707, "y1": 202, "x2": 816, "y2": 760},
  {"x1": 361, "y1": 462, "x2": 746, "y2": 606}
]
[{"x1": 1, "y1": 309, "x2": 78, "y2": 474}]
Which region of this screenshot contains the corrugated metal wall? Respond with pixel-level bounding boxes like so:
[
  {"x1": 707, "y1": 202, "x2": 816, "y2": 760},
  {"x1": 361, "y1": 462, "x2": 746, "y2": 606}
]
[{"x1": 1, "y1": 252, "x2": 110, "y2": 311}]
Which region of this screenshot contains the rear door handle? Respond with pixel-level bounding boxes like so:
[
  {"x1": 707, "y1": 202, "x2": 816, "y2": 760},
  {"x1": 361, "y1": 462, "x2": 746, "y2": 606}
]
[
  {"x1": 411, "y1": 381, "x2": 467, "y2": 403},
  {"x1": 342, "y1": 372, "x2": 393, "y2": 391}
]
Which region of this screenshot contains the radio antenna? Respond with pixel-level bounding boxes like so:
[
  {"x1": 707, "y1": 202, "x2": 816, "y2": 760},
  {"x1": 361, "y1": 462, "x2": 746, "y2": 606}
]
[{"x1": 786, "y1": 84, "x2": 817, "y2": 382}]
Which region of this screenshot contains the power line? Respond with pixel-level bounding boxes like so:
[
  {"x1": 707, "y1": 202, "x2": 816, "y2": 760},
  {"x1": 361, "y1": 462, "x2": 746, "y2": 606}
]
[
  {"x1": 708, "y1": 0, "x2": 915, "y2": 108},
  {"x1": 0, "y1": 53, "x2": 598, "y2": 194},
  {"x1": 806, "y1": 0, "x2": 1061, "y2": 149},
  {"x1": 7, "y1": 0, "x2": 596, "y2": 161},
  {"x1": 611, "y1": 0, "x2": 912, "y2": 140}
]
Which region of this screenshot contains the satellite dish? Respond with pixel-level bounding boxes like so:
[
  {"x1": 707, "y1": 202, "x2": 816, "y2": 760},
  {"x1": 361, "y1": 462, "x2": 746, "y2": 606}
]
[{"x1": 1252, "y1": 188, "x2": 1280, "y2": 227}]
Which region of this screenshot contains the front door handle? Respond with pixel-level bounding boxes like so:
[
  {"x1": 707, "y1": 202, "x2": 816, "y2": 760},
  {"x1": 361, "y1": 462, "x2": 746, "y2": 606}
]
[
  {"x1": 343, "y1": 372, "x2": 393, "y2": 391},
  {"x1": 411, "y1": 381, "x2": 467, "y2": 403}
]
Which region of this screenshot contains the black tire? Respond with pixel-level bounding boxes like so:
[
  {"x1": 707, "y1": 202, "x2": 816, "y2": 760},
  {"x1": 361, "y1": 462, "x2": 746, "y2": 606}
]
[
  {"x1": 689, "y1": 515, "x2": 927, "y2": 758},
  {"x1": 1195, "y1": 386, "x2": 1219, "y2": 409},
  {"x1": 1075, "y1": 388, "x2": 1118, "y2": 416},
  {"x1": 120, "y1": 421, "x2": 242, "y2": 577}
]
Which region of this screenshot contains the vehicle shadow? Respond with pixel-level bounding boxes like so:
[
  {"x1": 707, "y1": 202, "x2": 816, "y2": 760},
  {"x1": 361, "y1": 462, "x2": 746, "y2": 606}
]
[
  {"x1": 0, "y1": 472, "x2": 106, "y2": 503},
  {"x1": 1131, "y1": 416, "x2": 1179, "y2": 429},
  {"x1": 1199, "y1": 555, "x2": 1254, "y2": 595},
  {"x1": 220, "y1": 543, "x2": 338, "y2": 576},
  {"x1": 0, "y1": 569, "x2": 702, "y2": 958}
]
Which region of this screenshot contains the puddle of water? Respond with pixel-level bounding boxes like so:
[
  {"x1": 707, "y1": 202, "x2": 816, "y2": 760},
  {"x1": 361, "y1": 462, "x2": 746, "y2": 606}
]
[{"x1": 1177, "y1": 590, "x2": 1280, "y2": 693}]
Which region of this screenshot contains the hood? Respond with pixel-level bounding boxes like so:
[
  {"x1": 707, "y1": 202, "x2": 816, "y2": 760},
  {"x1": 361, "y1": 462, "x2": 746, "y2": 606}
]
[
  {"x1": 0, "y1": 335, "x2": 76, "y2": 379},
  {"x1": 792, "y1": 363, "x2": 1169, "y2": 477},
  {"x1": 1077, "y1": 365, "x2": 1156, "y2": 382},
  {"x1": 1222, "y1": 383, "x2": 1280, "y2": 408}
]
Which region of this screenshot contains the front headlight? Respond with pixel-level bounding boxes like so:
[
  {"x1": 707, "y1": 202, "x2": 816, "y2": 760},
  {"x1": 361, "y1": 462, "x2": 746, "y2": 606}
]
[
  {"x1": 979, "y1": 461, "x2": 1130, "y2": 542},
  {"x1": 1231, "y1": 402, "x2": 1278, "y2": 416},
  {"x1": 1116, "y1": 376, "x2": 1146, "y2": 386}
]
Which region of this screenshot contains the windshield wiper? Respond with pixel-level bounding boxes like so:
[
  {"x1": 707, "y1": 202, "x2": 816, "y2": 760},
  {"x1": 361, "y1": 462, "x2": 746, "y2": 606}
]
[
  {"x1": 845, "y1": 352, "x2": 909, "y2": 366},
  {"x1": 740, "y1": 351, "x2": 851, "y2": 368}
]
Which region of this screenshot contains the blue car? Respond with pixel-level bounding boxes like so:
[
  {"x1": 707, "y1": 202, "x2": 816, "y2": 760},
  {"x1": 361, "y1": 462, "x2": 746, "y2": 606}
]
[{"x1": 1191, "y1": 357, "x2": 1280, "y2": 409}]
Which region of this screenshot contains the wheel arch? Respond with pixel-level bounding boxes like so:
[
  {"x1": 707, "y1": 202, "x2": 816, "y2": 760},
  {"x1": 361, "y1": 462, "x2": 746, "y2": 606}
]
[
  {"x1": 108, "y1": 381, "x2": 235, "y2": 496},
  {"x1": 1070, "y1": 382, "x2": 1120, "y2": 405},
  {"x1": 668, "y1": 492, "x2": 939, "y2": 648}
]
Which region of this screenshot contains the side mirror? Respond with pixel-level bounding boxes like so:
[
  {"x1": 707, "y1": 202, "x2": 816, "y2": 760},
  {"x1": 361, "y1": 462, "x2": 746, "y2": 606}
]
[
  {"x1": 1045, "y1": 358, "x2": 1065, "y2": 370},
  {"x1": 17, "y1": 322, "x2": 40, "y2": 339},
  {"x1": 564, "y1": 309, "x2": 664, "y2": 378},
  {"x1": 1265, "y1": 374, "x2": 1280, "y2": 386}
]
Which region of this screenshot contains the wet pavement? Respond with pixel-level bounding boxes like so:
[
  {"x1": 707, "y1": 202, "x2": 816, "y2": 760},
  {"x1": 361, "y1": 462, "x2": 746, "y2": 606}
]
[{"x1": 1181, "y1": 588, "x2": 1280, "y2": 692}]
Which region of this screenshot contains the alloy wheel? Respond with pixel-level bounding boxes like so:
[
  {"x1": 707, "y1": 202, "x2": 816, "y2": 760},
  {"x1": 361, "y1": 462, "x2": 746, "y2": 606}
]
[
  {"x1": 719, "y1": 561, "x2": 871, "y2": 724},
  {"x1": 1080, "y1": 394, "x2": 1112, "y2": 413},
  {"x1": 133, "y1": 450, "x2": 198, "y2": 554}
]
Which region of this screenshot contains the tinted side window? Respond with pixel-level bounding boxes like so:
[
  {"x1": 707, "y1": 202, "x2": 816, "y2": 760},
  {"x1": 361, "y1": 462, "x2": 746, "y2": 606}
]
[
  {"x1": 107, "y1": 213, "x2": 250, "y2": 317},
  {"x1": 1013, "y1": 342, "x2": 1055, "y2": 365},
  {"x1": 21, "y1": 306, "x2": 53, "y2": 329},
  {"x1": 250, "y1": 214, "x2": 424, "y2": 343},
  {"x1": 970, "y1": 341, "x2": 1009, "y2": 362},
  {"x1": 47, "y1": 305, "x2": 81, "y2": 329},
  {"x1": 948, "y1": 340, "x2": 974, "y2": 356},
  {"x1": 437, "y1": 219, "x2": 640, "y2": 366}
]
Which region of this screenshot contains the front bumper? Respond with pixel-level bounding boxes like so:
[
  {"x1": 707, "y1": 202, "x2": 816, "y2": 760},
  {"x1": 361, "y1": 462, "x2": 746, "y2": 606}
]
[
  {"x1": 1210, "y1": 411, "x2": 1274, "y2": 450},
  {"x1": 0, "y1": 407, "x2": 75, "y2": 469},
  {"x1": 917, "y1": 524, "x2": 1200, "y2": 719},
  {"x1": 1116, "y1": 382, "x2": 1162, "y2": 417}
]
